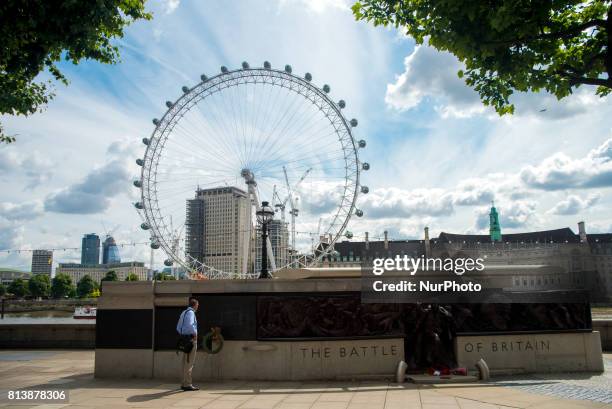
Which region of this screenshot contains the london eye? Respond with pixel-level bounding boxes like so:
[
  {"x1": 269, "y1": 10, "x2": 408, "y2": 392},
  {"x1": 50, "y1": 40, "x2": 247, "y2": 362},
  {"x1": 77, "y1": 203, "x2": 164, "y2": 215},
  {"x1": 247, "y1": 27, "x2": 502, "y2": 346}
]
[{"x1": 134, "y1": 62, "x2": 368, "y2": 279}]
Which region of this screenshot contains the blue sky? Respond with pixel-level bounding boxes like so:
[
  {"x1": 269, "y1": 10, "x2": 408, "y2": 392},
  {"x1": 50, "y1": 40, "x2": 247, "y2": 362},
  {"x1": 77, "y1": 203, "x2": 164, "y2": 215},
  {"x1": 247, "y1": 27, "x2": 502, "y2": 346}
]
[{"x1": 1, "y1": 0, "x2": 612, "y2": 272}]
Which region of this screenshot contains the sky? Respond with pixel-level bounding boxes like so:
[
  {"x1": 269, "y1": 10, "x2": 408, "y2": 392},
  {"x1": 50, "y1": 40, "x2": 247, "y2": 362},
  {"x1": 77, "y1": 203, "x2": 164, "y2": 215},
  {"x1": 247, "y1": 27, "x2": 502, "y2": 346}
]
[{"x1": 1, "y1": 0, "x2": 612, "y2": 272}]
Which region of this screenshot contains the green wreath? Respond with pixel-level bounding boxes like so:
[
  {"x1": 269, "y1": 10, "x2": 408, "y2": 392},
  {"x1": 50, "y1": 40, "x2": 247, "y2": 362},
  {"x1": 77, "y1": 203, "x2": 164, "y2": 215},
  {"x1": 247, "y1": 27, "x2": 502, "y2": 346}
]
[{"x1": 202, "y1": 327, "x2": 224, "y2": 354}]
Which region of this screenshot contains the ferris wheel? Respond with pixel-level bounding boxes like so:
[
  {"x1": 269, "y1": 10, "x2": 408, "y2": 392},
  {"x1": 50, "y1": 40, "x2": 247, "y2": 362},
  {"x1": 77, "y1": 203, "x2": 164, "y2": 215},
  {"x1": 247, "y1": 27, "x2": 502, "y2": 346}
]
[{"x1": 133, "y1": 62, "x2": 369, "y2": 279}]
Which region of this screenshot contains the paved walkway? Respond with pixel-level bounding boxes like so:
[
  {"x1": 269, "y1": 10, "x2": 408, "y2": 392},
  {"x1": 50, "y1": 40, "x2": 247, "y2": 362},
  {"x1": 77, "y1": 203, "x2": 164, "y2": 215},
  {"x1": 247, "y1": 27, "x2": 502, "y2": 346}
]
[{"x1": 0, "y1": 350, "x2": 611, "y2": 409}]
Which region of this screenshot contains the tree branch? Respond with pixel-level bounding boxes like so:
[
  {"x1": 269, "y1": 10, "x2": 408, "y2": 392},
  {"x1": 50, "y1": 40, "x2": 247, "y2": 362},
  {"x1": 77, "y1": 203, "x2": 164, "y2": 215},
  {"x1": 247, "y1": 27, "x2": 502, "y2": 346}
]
[{"x1": 556, "y1": 70, "x2": 612, "y2": 87}]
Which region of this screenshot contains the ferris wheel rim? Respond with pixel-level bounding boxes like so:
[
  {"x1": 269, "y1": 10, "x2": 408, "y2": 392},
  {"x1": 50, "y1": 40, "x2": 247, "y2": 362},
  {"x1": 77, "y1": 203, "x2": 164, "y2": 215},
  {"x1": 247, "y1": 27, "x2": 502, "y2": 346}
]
[{"x1": 138, "y1": 64, "x2": 362, "y2": 278}]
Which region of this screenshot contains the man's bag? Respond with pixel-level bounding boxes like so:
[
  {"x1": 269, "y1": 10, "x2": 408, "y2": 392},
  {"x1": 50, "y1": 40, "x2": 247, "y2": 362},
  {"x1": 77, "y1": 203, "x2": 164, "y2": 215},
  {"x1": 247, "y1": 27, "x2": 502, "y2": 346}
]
[{"x1": 176, "y1": 335, "x2": 193, "y2": 354}]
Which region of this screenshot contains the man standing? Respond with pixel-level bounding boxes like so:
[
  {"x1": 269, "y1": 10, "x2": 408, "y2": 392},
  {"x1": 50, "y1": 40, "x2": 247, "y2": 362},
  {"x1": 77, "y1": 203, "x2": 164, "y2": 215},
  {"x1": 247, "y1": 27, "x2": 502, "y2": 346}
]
[{"x1": 176, "y1": 298, "x2": 199, "y2": 391}]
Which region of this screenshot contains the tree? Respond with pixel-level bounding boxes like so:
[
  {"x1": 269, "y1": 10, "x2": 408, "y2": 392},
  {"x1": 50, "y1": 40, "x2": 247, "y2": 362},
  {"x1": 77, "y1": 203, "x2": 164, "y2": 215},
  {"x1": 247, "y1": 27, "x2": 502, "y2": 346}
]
[
  {"x1": 28, "y1": 274, "x2": 50, "y2": 298},
  {"x1": 154, "y1": 272, "x2": 176, "y2": 281},
  {"x1": 0, "y1": 283, "x2": 6, "y2": 296},
  {"x1": 0, "y1": 1, "x2": 151, "y2": 143},
  {"x1": 102, "y1": 270, "x2": 118, "y2": 282},
  {"x1": 51, "y1": 273, "x2": 73, "y2": 299},
  {"x1": 125, "y1": 273, "x2": 139, "y2": 281},
  {"x1": 8, "y1": 278, "x2": 29, "y2": 298},
  {"x1": 353, "y1": 0, "x2": 612, "y2": 115},
  {"x1": 77, "y1": 275, "x2": 96, "y2": 298}
]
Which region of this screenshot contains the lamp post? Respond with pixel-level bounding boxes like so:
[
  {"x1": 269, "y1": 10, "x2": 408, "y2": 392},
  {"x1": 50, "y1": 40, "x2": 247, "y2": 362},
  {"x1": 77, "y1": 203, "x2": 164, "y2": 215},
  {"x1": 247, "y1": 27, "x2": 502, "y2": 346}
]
[{"x1": 256, "y1": 201, "x2": 275, "y2": 279}]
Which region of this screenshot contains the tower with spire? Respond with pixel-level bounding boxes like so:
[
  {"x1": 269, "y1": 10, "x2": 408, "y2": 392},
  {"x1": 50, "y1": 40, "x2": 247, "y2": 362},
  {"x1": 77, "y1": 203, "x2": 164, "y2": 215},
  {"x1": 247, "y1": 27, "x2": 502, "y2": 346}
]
[{"x1": 489, "y1": 201, "x2": 502, "y2": 242}]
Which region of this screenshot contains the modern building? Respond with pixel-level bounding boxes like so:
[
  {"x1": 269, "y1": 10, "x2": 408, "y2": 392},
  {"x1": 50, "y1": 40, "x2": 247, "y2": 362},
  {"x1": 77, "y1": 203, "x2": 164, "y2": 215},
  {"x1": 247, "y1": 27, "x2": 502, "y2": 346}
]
[
  {"x1": 31, "y1": 249, "x2": 53, "y2": 275},
  {"x1": 185, "y1": 187, "x2": 252, "y2": 275},
  {"x1": 254, "y1": 219, "x2": 289, "y2": 273},
  {"x1": 102, "y1": 235, "x2": 121, "y2": 264},
  {"x1": 81, "y1": 233, "x2": 100, "y2": 265},
  {"x1": 55, "y1": 261, "x2": 147, "y2": 284}
]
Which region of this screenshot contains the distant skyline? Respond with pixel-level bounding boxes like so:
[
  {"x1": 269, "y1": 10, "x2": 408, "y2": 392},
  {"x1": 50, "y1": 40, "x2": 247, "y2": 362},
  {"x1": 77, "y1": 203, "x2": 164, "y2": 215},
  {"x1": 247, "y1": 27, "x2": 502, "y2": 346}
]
[{"x1": 1, "y1": 0, "x2": 611, "y2": 271}]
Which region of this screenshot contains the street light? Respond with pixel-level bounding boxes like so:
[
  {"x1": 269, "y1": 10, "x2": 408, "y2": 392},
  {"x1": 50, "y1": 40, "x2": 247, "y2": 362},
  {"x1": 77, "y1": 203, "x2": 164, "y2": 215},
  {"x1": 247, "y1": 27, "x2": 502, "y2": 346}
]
[{"x1": 256, "y1": 201, "x2": 275, "y2": 279}]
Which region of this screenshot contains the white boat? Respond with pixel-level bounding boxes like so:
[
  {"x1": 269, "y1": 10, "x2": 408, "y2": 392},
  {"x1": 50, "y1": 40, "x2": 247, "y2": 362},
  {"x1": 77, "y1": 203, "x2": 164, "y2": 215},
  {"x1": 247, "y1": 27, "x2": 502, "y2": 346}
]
[{"x1": 73, "y1": 306, "x2": 97, "y2": 320}]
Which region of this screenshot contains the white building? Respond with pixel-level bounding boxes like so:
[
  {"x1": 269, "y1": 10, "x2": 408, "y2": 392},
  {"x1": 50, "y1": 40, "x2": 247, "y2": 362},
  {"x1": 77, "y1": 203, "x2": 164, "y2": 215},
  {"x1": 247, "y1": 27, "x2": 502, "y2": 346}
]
[
  {"x1": 55, "y1": 262, "x2": 147, "y2": 284},
  {"x1": 186, "y1": 187, "x2": 252, "y2": 275}
]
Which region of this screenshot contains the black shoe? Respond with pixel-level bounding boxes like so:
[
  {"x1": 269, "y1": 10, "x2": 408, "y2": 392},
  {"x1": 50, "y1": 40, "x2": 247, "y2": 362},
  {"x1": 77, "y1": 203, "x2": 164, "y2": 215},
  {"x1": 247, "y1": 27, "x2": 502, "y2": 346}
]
[{"x1": 181, "y1": 385, "x2": 199, "y2": 391}]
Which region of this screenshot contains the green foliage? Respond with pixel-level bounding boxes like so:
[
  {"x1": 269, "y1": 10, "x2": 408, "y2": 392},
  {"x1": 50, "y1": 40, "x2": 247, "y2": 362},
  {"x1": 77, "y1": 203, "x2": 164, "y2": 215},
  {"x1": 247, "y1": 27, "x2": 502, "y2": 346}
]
[
  {"x1": 76, "y1": 275, "x2": 96, "y2": 298},
  {"x1": 0, "y1": 0, "x2": 151, "y2": 142},
  {"x1": 102, "y1": 270, "x2": 118, "y2": 282},
  {"x1": 125, "y1": 273, "x2": 139, "y2": 281},
  {"x1": 28, "y1": 274, "x2": 50, "y2": 298},
  {"x1": 154, "y1": 272, "x2": 176, "y2": 280},
  {"x1": 8, "y1": 278, "x2": 29, "y2": 298},
  {"x1": 353, "y1": 0, "x2": 612, "y2": 114},
  {"x1": 51, "y1": 273, "x2": 73, "y2": 299},
  {"x1": 0, "y1": 283, "x2": 6, "y2": 296}
]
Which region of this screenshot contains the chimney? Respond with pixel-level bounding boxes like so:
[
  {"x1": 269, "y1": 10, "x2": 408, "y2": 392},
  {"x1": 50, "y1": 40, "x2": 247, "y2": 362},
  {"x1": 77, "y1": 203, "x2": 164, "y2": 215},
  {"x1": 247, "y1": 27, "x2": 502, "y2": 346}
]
[
  {"x1": 365, "y1": 232, "x2": 369, "y2": 250},
  {"x1": 578, "y1": 221, "x2": 587, "y2": 243},
  {"x1": 384, "y1": 230, "x2": 389, "y2": 251},
  {"x1": 424, "y1": 226, "x2": 431, "y2": 258}
]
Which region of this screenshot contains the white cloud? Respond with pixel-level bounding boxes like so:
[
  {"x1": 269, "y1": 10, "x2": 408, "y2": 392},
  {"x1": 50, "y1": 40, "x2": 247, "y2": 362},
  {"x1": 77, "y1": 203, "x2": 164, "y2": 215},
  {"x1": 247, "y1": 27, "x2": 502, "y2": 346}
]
[
  {"x1": 44, "y1": 139, "x2": 140, "y2": 214},
  {"x1": 0, "y1": 201, "x2": 44, "y2": 221},
  {"x1": 361, "y1": 187, "x2": 454, "y2": 218},
  {"x1": 385, "y1": 44, "x2": 484, "y2": 117},
  {"x1": 163, "y1": 0, "x2": 180, "y2": 14},
  {"x1": 0, "y1": 148, "x2": 54, "y2": 189},
  {"x1": 547, "y1": 194, "x2": 600, "y2": 215},
  {"x1": 474, "y1": 200, "x2": 538, "y2": 231},
  {"x1": 520, "y1": 137, "x2": 612, "y2": 190},
  {"x1": 387, "y1": 43, "x2": 608, "y2": 119}
]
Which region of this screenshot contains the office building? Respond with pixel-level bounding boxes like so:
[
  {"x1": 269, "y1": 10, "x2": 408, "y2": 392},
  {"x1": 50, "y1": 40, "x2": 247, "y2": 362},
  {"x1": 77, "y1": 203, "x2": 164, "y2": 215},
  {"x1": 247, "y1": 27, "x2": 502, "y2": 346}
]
[
  {"x1": 185, "y1": 187, "x2": 251, "y2": 275},
  {"x1": 102, "y1": 235, "x2": 121, "y2": 264},
  {"x1": 31, "y1": 249, "x2": 53, "y2": 275},
  {"x1": 81, "y1": 233, "x2": 100, "y2": 265},
  {"x1": 254, "y1": 219, "x2": 289, "y2": 273}
]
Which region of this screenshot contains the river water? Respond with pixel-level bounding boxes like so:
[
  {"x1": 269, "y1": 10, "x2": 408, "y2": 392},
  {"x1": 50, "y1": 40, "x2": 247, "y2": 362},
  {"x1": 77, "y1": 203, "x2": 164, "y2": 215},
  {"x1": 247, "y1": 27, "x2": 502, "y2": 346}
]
[{"x1": 0, "y1": 310, "x2": 94, "y2": 324}]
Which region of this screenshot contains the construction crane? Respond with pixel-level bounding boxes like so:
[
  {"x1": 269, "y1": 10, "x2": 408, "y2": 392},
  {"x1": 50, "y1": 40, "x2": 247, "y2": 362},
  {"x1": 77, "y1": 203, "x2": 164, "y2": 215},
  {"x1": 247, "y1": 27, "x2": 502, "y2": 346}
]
[{"x1": 282, "y1": 166, "x2": 311, "y2": 258}]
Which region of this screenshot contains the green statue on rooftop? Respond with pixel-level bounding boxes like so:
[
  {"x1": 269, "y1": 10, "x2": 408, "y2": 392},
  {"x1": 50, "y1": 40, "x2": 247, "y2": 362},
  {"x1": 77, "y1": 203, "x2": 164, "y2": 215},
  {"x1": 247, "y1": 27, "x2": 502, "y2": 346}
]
[{"x1": 489, "y1": 201, "x2": 502, "y2": 242}]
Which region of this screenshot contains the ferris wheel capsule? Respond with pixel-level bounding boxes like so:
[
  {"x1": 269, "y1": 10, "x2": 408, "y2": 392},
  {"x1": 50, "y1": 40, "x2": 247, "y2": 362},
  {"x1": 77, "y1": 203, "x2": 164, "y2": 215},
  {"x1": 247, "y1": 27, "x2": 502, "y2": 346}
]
[
  {"x1": 345, "y1": 231, "x2": 353, "y2": 239},
  {"x1": 165, "y1": 101, "x2": 173, "y2": 108},
  {"x1": 134, "y1": 202, "x2": 144, "y2": 210},
  {"x1": 241, "y1": 61, "x2": 249, "y2": 69},
  {"x1": 221, "y1": 66, "x2": 228, "y2": 73},
  {"x1": 263, "y1": 61, "x2": 271, "y2": 69},
  {"x1": 284, "y1": 65, "x2": 292, "y2": 73},
  {"x1": 305, "y1": 73, "x2": 312, "y2": 81},
  {"x1": 152, "y1": 118, "x2": 159, "y2": 126},
  {"x1": 200, "y1": 74, "x2": 208, "y2": 82},
  {"x1": 136, "y1": 159, "x2": 144, "y2": 166},
  {"x1": 164, "y1": 259, "x2": 173, "y2": 267},
  {"x1": 358, "y1": 139, "x2": 366, "y2": 148},
  {"x1": 361, "y1": 186, "x2": 369, "y2": 194},
  {"x1": 133, "y1": 180, "x2": 142, "y2": 188},
  {"x1": 350, "y1": 118, "x2": 358, "y2": 127},
  {"x1": 150, "y1": 241, "x2": 160, "y2": 250},
  {"x1": 338, "y1": 100, "x2": 346, "y2": 109},
  {"x1": 355, "y1": 209, "x2": 364, "y2": 217},
  {"x1": 142, "y1": 138, "x2": 150, "y2": 145},
  {"x1": 181, "y1": 86, "x2": 190, "y2": 94},
  {"x1": 140, "y1": 222, "x2": 150, "y2": 230},
  {"x1": 322, "y1": 84, "x2": 331, "y2": 93},
  {"x1": 362, "y1": 162, "x2": 370, "y2": 170}
]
